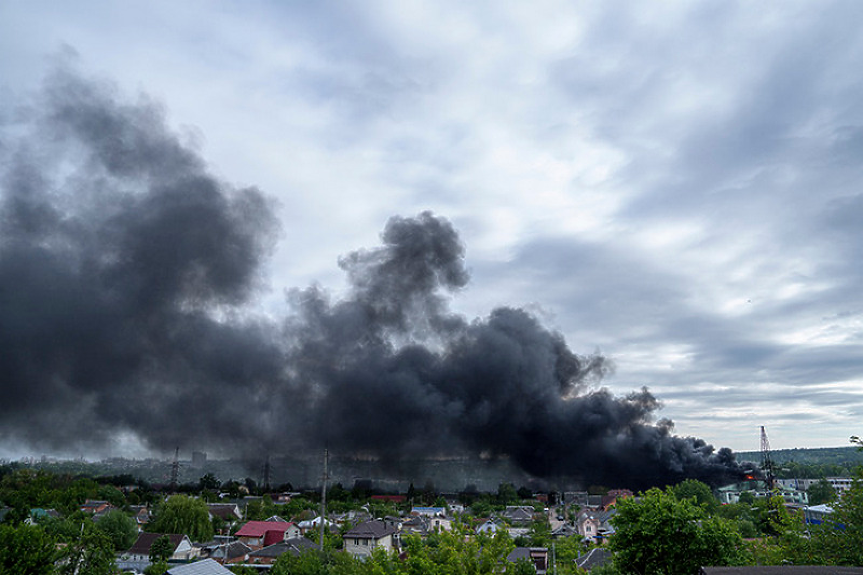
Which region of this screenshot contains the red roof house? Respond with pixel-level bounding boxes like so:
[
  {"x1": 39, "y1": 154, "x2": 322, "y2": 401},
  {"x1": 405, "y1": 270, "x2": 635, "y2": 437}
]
[{"x1": 235, "y1": 520, "x2": 300, "y2": 548}]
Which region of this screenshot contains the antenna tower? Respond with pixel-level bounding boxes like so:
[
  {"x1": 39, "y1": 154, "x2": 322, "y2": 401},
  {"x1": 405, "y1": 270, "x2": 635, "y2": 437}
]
[
  {"x1": 760, "y1": 426, "x2": 776, "y2": 490},
  {"x1": 170, "y1": 447, "x2": 180, "y2": 492}
]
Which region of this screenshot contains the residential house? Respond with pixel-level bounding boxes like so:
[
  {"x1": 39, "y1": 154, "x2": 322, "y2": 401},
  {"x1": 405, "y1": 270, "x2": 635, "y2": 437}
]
[
  {"x1": 475, "y1": 519, "x2": 501, "y2": 535},
  {"x1": 119, "y1": 533, "x2": 195, "y2": 572},
  {"x1": 506, "y1": 547, "x2": 548, "y2": 574},
  {"x1": 601, "y1": 490, "x2": 633, "y2": 510},
  {"x1": 208, "y1": 541, "x2": 252, "y2": 564},
  {"x1": 26, "y1": 508, "x2": 60, "y2": 525},
  {"x1": 502, "y1": 506, "x2": 537, "y2": 525},
  {"x1": 410, "y1": 506, "x2": 446, "y2": 517},
  {"x1": 240, "y1": 537, "x2": 320, "y2": 566},
  {"x1": 166, "y1": 558, "x2": 234, "y2": 575},
  {"x1": 235, "y1": 520, "x2": 300, "y2": 549},
  {"x1": 129, "y1": 505, "x2": 151, "y2": 531},
  {"x1": 343, "y1": 519, "x2": 400, "y2": 559},
  {"x1": 429, "y1": 515, "x2": 452, "y2": 533},
  {"x1": 551, "y1": 523, "x2": 579, "y2": 539},
  {"x1": 80, "y1": 500, "x2": 112, "y2": 515},
  {"x1": 576, "y1": 509, "x2": 615, "y2": 542},
  {"x1": 207, "y1": 503, "x2": 242, "y2": 524},
  {"x1": 297, "y1": 516, "x2": 336, "y2": 536}
]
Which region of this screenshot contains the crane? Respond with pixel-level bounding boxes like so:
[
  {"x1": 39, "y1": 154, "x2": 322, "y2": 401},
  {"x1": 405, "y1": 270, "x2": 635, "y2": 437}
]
[{"x1": 760, "y1": 426, "x2": 776, "y2": 490}]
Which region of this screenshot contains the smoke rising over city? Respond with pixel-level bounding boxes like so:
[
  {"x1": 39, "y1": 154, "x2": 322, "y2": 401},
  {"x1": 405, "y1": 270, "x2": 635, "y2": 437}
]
[{"x1": 0, "y1": 66, "x2": 749, "y2": 489}]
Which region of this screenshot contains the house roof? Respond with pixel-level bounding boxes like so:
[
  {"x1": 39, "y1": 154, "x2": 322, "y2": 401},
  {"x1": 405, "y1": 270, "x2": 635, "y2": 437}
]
[
  {"x1": 212, "y1": 541, "x2": 252, "y2": 560},
  {"x1": 235, "y1": 520, "x2": 295, "y2": 537},
  {"x1": 128, "y1": 533, "x2": 187, "y2": 555},
  {"x1": 507, "y1": 547, "x2": 548, "y2": 563},
  {"x1": 343, "y1": 519, "x2": 398, "y2": 539},
  {"x1": 207, "y1": 504, "x2": 240, "y2": 520},
  {"x1": 166, "y1": 559, "x2": 234, "y2": 575},
  {"x1": 575, "y1": 547, "x2": 612, "y2": 571},
  {"x1": 248, "y1": 537, "x2": 320, "y2": 559}
]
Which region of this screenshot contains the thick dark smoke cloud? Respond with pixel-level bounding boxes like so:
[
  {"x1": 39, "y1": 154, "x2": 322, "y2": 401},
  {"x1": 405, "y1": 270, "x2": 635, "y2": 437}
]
[{"x1": 0, "y1": 65, "x2": 749, "y2": 489}]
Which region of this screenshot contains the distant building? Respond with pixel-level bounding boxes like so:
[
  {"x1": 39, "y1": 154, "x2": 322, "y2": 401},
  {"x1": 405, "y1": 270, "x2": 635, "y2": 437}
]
[{"x1": 716, "y1": 481, "x2": 808, "y2": 506}]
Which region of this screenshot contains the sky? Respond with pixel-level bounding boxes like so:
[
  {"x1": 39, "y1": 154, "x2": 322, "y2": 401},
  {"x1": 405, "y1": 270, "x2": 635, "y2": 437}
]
[{"x1": 1, "y1": 1, "x2": 862, "y2": 458}]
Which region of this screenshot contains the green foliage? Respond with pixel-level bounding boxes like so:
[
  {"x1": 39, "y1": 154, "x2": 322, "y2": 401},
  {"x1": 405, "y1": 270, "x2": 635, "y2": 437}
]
[
  {"x1": 95, "y1": 509, "x2": 137, "y2": 550},
  {"x1": 199, "y1": 473, "x2": 220, "y2": 491},
  {"x1": 143, "y1": 561, "x2": 168, "y2": 575},
  {"x1": 506, "y1": 557, "x2": 535, "y2": 575},
  {"x1": 56, "y1": 526, "x2": 117, "y2": 575},
  {"x1": 497, "y1": 483, "x2": 519, "y2": 506},
  {"x1": 527, "y1": 517, "x2": 551, "y2": 547},
  {"x1": 807, "y1": 478, "x2": 836, "y2": 506},
  {"x1": 149, "y1": 534, "x2": 174, "y2": 563},
  {"x1": 609, "y1": 487, "x2": 743, "y2": 575},
  {"x1": 149, "y1": 494, "x2": 213, "y2": 541},
  {"x1": 0, "y1": 523, "x2": 56, "y2": 575},
  {"x1": 815, "y1": 470, "x2": 863, "y2": 565},
  {"x1": 470, "y1": 500, "x2": 493, "y2": 518},
  {"x1": 671, "y1": 479, "x2": 718, "y2": 513},
  {"x1": 553, "y1": 537, "x2": 590, "y2": 575}
]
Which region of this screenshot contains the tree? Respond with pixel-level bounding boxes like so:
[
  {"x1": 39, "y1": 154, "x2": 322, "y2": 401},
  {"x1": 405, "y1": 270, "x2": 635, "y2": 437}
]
[
  {"x1": 199, "y1": 473, "x2": 220, "y2": 491},
  {"x1": 96, "y1": 509, "x2": 138, "y2": 550},
  {"x1": 610, "y1": 487, "x2": 743, "y2": 575},
  {"x1": 807, "y1": 478, "x2": 836, "y2": 506},
  {"x1": 149, "y1": 494, "x2": 213, "y2": 541},
  {"x1": 671, "y1": 479, "x2": 718, "y2": 513},
  {"x1": 150, "y1": 534, "x2": 174, "y2": 563},
  {"x1": 815, "y1": 469, "x2": 863, "y2": 565},
  {"x1": 497, "y1": 483, "x2": 519, "y2": 506},
  {"x1": 0, "y1": 523, "x2": 56, "y2": 575},
  {"x1": 56, "y1": 526, "x2": 117, "y2": 575}
]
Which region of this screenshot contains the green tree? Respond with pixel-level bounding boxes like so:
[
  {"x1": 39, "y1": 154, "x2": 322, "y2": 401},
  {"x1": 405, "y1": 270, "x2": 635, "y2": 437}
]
[
  {"x1": 497, "y1": 483, "x2": 519, "y2": 506},
  {"x1": 199, "y1": 473, "x2": 220, "y2": 491},
  {"x1": 96, "y1": 509, "x2": 138, "y2": 551},
  {"x1": 610, "y1": 487, "x2": 743, "y2": 575},
  {"x1": 507, "y1": 557, "x2": 535, "y2": 575},
  {"x1": 671, "y1": 479, "x2": 718, "y2": 513},
  {"x1": 149, "y1": 534, "x2": 174, "y2": 563},
  {"x1": 807, "y1": 478, "x2": 836, "y2": 506},
  {"x1": 0, "y1": 523, "x2": 56, "y2": 575},
  {"x1": 149, "y1": 495, "x2": 213, "y2": 541},
  {"x1": 554, "y1": 536, "x2": 589, "y2": 575},
  {"x1": 56, "y1": 526, "x2": 117, "y2": 575},
  {"x1": 815, "y1": 470, "x2": 863, "y2": 565},
  {"x1": 143, "y1": 561, "x2": 168, "y2": 575}
]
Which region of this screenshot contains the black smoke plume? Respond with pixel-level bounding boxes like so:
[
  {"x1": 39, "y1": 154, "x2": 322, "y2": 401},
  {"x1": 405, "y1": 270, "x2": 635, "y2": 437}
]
[{"x1": 0, "y1": 65, "x2": 749, "y2": 489}]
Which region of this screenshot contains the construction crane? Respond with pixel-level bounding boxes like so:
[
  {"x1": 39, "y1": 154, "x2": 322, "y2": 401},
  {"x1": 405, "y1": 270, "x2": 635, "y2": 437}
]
[{"x1": 760, "y1": 426, "x2": 776, "y2": 490}]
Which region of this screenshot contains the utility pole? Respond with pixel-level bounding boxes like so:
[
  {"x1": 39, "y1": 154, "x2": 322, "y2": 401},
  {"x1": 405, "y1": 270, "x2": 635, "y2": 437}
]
[{"x1": 319, "y1": 448, "x2": 329, "y2": 549}]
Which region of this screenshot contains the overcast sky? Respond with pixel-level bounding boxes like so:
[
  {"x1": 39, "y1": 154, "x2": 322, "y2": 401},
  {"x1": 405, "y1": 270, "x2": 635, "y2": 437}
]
[{"x1": 2, "y1": 0, "x2": 862, "y2": 455}]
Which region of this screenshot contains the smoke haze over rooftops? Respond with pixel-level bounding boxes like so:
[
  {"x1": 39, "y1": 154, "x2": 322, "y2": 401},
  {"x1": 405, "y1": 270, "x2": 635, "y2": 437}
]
[{"x1": 0, "y1": 64, "x2": 750, "y2": 489}]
